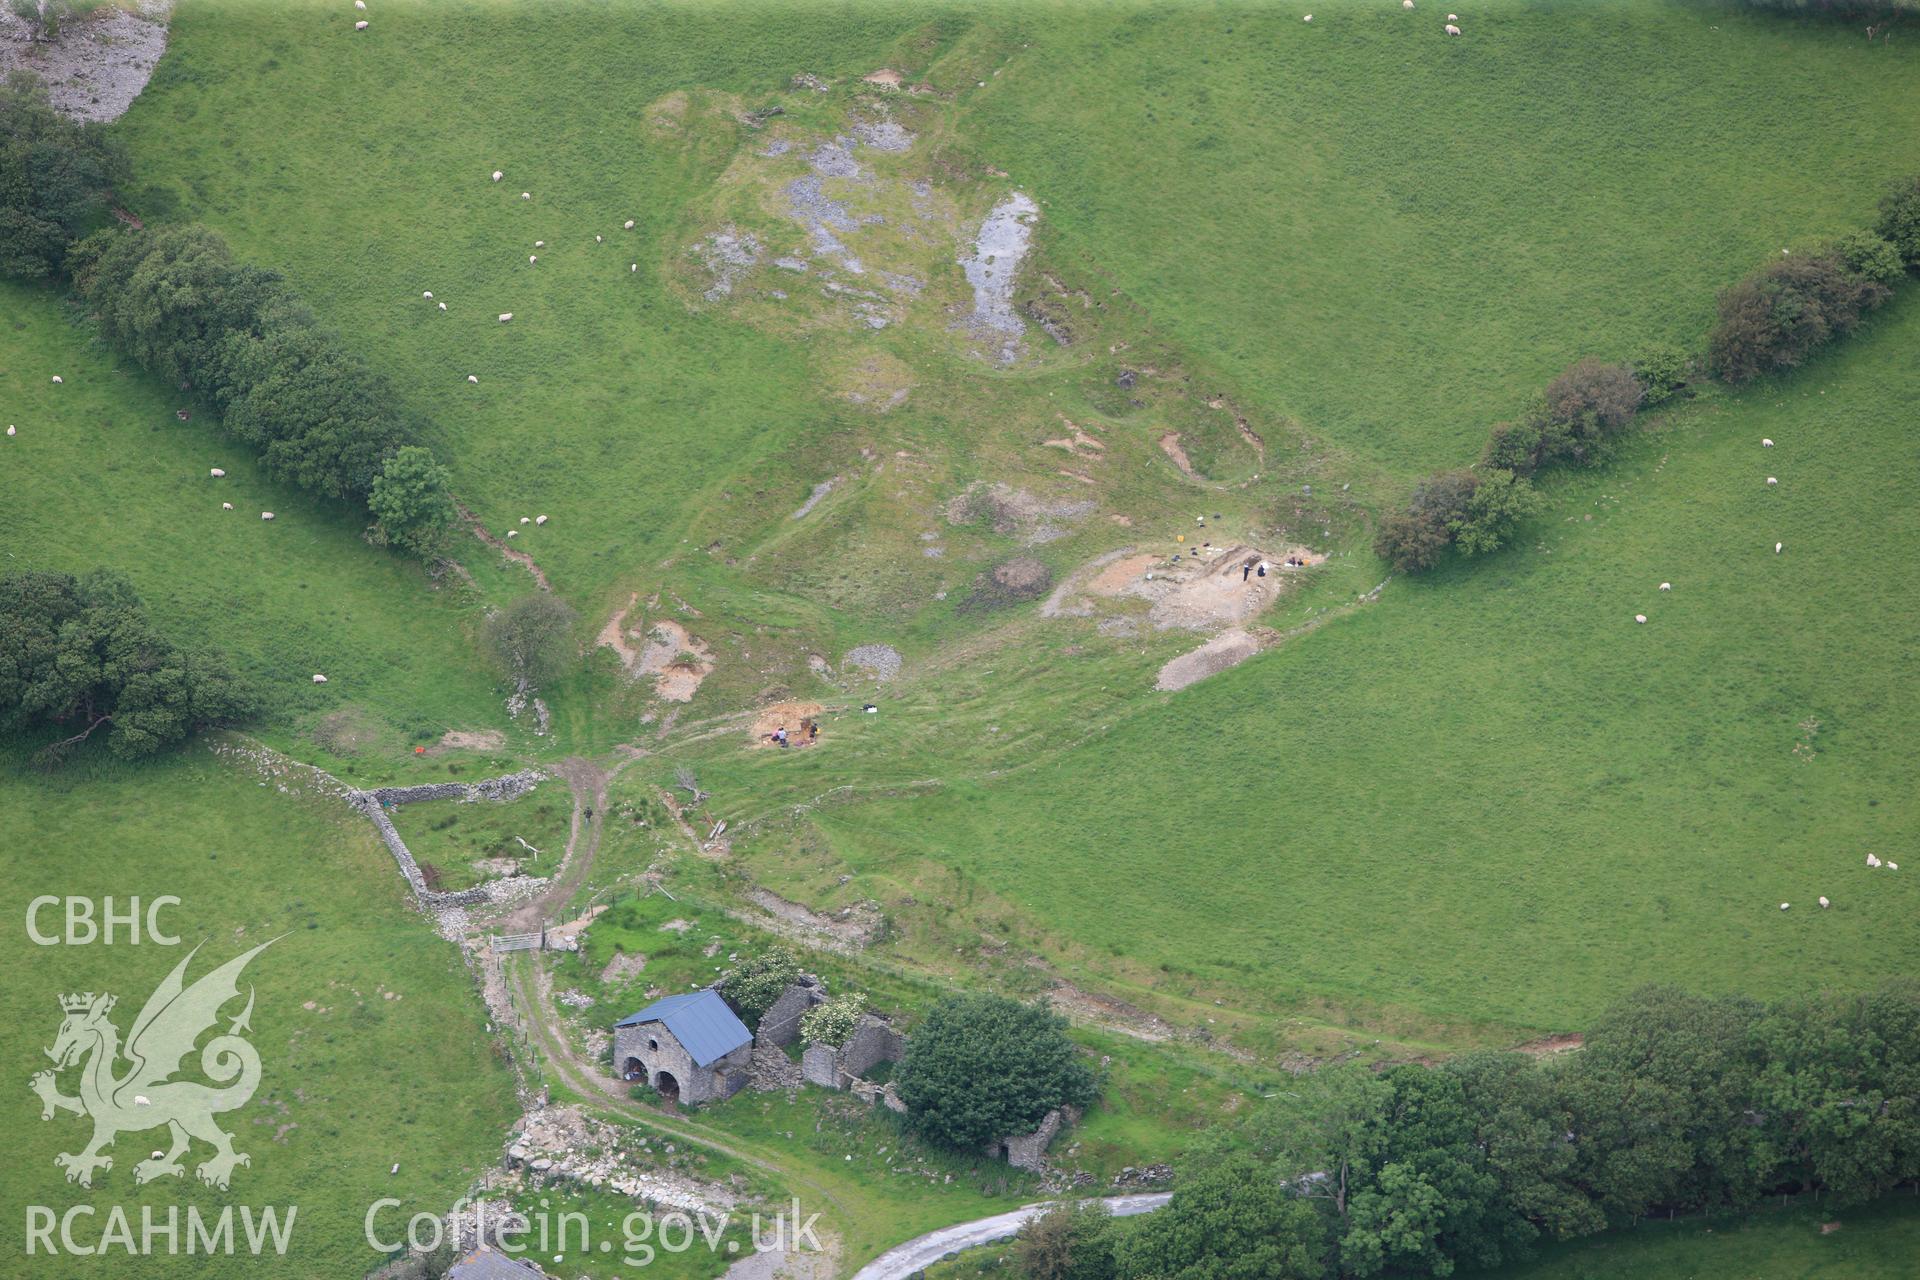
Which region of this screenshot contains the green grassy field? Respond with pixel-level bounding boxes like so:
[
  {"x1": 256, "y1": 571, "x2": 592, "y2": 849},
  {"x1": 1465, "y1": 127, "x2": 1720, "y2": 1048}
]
[
  {"x1": 0, "y1": 739, "x2": 519, "y2": 1277},
  {"x1": 5, "y1": 1, "x2": 1920, "y2": 1276},
  {"x1": 700, "y1": 293, "x2": 1920, "y2": 1039}
]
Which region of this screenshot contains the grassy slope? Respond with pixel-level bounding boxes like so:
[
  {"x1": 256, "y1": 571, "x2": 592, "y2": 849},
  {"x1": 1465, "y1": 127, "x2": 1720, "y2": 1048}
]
[
  {"x1": 0, "y1": 280, "x2": 513, "y2": 756},
  {"x1": 962, "y1": 0, "x2": 1920, "y2": 473},
  {"x1": 0, "y1": 741, "x2": 518, "y2": 1278},
  {"x1": 720, "y1": 295, "x2": 1920, "y2": 1035}
]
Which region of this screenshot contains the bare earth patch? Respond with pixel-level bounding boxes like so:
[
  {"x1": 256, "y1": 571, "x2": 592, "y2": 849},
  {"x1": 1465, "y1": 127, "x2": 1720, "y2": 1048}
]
[
  {"x1": 599, "y1": 950, "x2": 649, "y2": 985},
  {"x1": 1155, "y1": 629, "x2": 1263, "y2": 692},
  {"x1": 1159, "y1": 432, "x2": 1197, "y2": 479},
  {"x1": 745, "y1": 887, "x2": 881, "y2": 952},
  {"x1": 599, "y1": 600, "x2": 716, "y2": 702},
  {"x1": 431, "y1": 728, "x2": 506, "y2": 754},
  {"x1": 748, "y1": 701, "x2": 825, "y2": 748}
]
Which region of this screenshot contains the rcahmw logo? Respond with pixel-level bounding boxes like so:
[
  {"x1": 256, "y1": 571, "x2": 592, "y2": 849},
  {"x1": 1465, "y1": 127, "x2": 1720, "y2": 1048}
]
[{"x1": 24, "y1": 935, "x2": 298, "y2": 1257}]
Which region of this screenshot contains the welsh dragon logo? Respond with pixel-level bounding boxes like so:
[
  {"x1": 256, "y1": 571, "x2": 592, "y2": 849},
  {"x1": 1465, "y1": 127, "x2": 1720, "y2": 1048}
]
[{"x1": 30, "y1": 940, "x2": 275, "y2": 1191}]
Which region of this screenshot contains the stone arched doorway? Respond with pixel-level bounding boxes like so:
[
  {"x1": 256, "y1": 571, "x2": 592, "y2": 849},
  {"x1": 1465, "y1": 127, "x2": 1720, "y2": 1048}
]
[
  {"x1": 621, "y1": 1057, "x2": 645, "y2": 1082},
  {"x1": 654, "y1": 1070, "x2": 681, "y2": 1102}
]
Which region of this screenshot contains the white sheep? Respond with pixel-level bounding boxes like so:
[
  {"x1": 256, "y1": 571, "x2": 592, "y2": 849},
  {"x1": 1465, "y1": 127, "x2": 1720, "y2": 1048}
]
[
  {"x1": 438, "y1": 302, "x2": 447, "y2": 311},
  {"x1": 222, "y1": 502, "x2": 233, "y2": 510},
  {"x1": 313, "y1": 674, "x2": 328, "y2": 684},
  {"x1": 355, "y1": 19, "x2": 368, "y2": 29},
  {"x1": 624, "y1": 220, "x2": 636, "y2": 230},
  {"x1": 1867, "y1": 853, "x2": 1882, "y2": 867},
  {"x1": 1766, "y1": 476, "x2": 1777, "y2": 486},
  {"x1": 1762, "y1": 438, "x2": 1774, "y2": 447},
  {"x1": 534, "y1": 241, "x2": 544, "y2": 248},
  {"x1": 631, "y1": 263, "x2": 638, "y2": 272},
  {"x1": 1775, "y1": 542, "x2": 1783, "y2": 554},
  {"x1": 1819, "y1": 896, "x2": 1830, "y2": 908},
  {"x1": 507, "y1": 530, "x2": 518, "y2": 538},
  {"x1": 492, "y1": 170, "x2": 503, "y2": 182},
  {"x1": 1890, "y1": 862, "x2": 1900, "y2": 871},
  {"x1": 596, "y1": 235, "x2": 603, "y2": 243},
  {"x1": 355, "y1": 0, "x2": 365, "y2": 8},
  {"x1": 499, "y1": 313, "x2": 513, "y2": 322},
  {"x1": 51, "y1": 375, "x2": 63, "y2": 384},
  {"x1": 5, "y1": 425, "x2": 14, "y2": 437},
  {"x1": 1404, "y1": 0, "x2": 1414, "y2": 7},
  {"x1": 529, "y1": 255, "x2": 538, "y2": 264},
  {"x1": 1634, "y1": 614, "x2": 1647, "y2": 624},
  {"x1": 1779, "y1": 902, "x2": 1790, "y2": 911},
  {"x1": 1659, "y1": 582, "x2": 1672, "y2": 591},
  {"x1": 210, "y1": 468, "x2": 226, "y2": 478},
  {"x1": 1303, "y1": 13, "x2": 1312, "y2": 20},
  {"x1": 519, "y1": 517, "x2": 530, "y2": 524},
  {"x1": 535, "y1": 514, "x2": 548, "y2": 526},
  {"x1": 520, "y1": 192, "x2": 531, "y2": 200},
  {"x1": 1444, "y1": 22, "x2": 1461, "y2": 34},
  {"x1": 134, "y1": 1095, "x2": 151, "y2": 1106},
  {"x1": 261, "y1": 512, "x2": 275, "y2": 521},
  {"x1": 423, "y1": 291, "x2": 433, "y2": 299},
  {"x1": 467, "y1": 375, "x2": 479, "y2": 383}
]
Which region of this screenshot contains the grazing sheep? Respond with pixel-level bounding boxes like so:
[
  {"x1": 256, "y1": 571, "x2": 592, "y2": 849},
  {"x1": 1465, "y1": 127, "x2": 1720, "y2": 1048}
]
[
  {"x1": 507, "y1": 530, "x2": 518, "y2": 538},
  {"x1": 1634, "y1": 614, "x2": 1647, "y2": 624},
  {"x1": 499, "y1": 313, "x2": 513, "y2": 322},
  {"x1": 423, "y1": 291, "x2": 433, "y2": 299},
  {"x1": 355, "y1": 19, "x2": 368, "y2": 29},
  {"x1": 529, "y1": 255, "x2": 538, "y2": 264},
  {"x1": 210, "y1": 468, "x2": 226, "y2": 478},
  {"x1": 355, "y1": 0, "x2": 365, "y2": 7},
  {"x1": 534, "y1": 241, "x2": 544, "y2": 248},
  {"x1": 596, "y1": 235, "x2": 603, "y2": 243},
  {"x1": 624, "y1": 219, "x2": 636, "y2": 230},
  {"x1": 222, "y1": 502, "x2": 232, "y2": 510},
  {"x1": 1819, "y1": 896, "x2": 1830, "y2": 908},
  {"x1": 1868, "y1": 853, "x2": 1882, "y2": 867},
  {"x1": 313, "y1": 674, "x2": 328, "y2": 684},
  {"x1": 261, "y1": 512, "x2": 275, "y2": 521},
  {"x1": 1775, "y1": 542, "x2": 1783, "y2": 554},
  {"x1": 492, "y1": 170, "x2": 503, "y2": 182},
  {"x1": 1890, "y1": 862, "x2": 1900, "y2": 871},
  {"x1": 1762, "y1": 438, "x2": 1774, "y2": 447},
  {"x1": 520, "y1": 517, "x2": 530, "y2": 524},
  {"x1": 5, "y1": 425, "x2": 13, "y2": 437},
  {"x1": 1445, "y1": 22, "x2": 1461, "y2": 34},
  {"x1": 1767, "y1": 476, "x2": 1778, "y2": 486},
  {"x1": 1659, "y1": 582, "x2": 1672, "y2": 591},
  {"x1": 51, "y1": 376, "x2": 63, "y2": 384},
  {"x1": 535, "y1": 514, "x2": 548, "y2": 525},
  {"x1": 438, "y1": 302, "x2": 447, "y2": 311},
  {"x1": 631, "y1": 263, "x2": 638, "y2": 272},
  {"x1": 1404, "y1": 0, "x2": 1414, "y2": 7},
  {"x1": 1303, "y1": 13, "x2": 1312, "y2": 20},
  {"x1": 1779, "y1": 902, "x2": 1790, "y2": 911},
  {"x1": 467, "y1": 375, "x2": 479, "y2": 383},
  {"x1": 521, "y1": 192, "x2": 531, "y2": 200}
]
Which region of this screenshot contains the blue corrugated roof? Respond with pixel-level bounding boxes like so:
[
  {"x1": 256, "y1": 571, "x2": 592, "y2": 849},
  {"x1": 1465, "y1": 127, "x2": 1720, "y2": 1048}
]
[{"x1": 615, "y1": 989, "x2": 752, "y2": 1067}]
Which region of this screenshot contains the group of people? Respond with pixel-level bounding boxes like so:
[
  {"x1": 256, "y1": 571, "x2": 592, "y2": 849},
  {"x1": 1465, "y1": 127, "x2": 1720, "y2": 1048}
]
[
  {"x1": 768, "y1": 720, "x2": 819, "y2": 748},
  {"x1": 1240, "y1": 554, "x2": 1309, "y2": 582}
]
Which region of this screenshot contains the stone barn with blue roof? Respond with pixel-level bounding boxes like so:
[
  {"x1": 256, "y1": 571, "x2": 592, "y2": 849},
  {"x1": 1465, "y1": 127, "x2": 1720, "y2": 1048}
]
[{"x1": 612, "y1": 990, "x2": 754, "y2": 1103}]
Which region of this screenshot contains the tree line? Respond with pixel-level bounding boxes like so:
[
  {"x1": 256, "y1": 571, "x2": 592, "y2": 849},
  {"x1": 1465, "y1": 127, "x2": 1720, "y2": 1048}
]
[
  {"x1": 1007, "y1": 982, "x2": 1920, "y2": 1280},
  {"x1": 2, "y1": 71, "x2": 457, "y2": 557},
  {"x1": 1376, "y1": 175, "x2": 1920, "y2": 575}
]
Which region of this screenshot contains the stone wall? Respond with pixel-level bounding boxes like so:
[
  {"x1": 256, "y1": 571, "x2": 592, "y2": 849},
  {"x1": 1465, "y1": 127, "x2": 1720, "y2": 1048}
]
[
  {"x1": 800, "y1": 1014, "x2": 905, "y2": 1089},
  {"x1": 367, "y1": 770, "x2": 546, "y2": 808},
  {"x1": 988, "y1": 1105, "x2": 1078, "y2": 1172},
  {"x1": 345, "y1": 770, "x2": 546, "y2": 911},
  {"x1": 755, "y1": 977, "x2": 826, "y2": 1049}
]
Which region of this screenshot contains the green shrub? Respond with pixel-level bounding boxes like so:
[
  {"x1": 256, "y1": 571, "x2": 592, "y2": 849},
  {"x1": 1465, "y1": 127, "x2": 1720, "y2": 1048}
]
[
  {"x1": 0, "y1": 569, "x2": 251, "y2": 763},
  {"x1": 1832, "y1": 230, "x2": 1905, "y2": 287},
  {"x1": 1015, "y1": 1201, "x2": 1119, "y2": 1280},
  {"x1": 1118, "y1": 1157, "x2": 1325, "y2": 1280},
  {"x1": 1450, "y1": 469, "x2": 1541, "y2": 557},
  {"x1": 720, "y1": 946, "x2": 802, "y2": 1025},
  {"x1": 895, "y1": 995, "x2": 1096, "y2": 1151},
  {"x1": 0, "y1": 71, "x2": 126, "y2": 280},
  {"x1": 1373, "y1": 470, "x2": 1478, "y2": 574},
  {"x1": 799, "y1": 992, "x2": 868, "y2": 1049},
  {"x1": 1631, "y1": 345, "x2": 1695, "y2": 407},
  {"x1": 369, "y1": 446, "x2": 458, "y2": 555},
  {"x1": 1873, "y1": 174, "x2": 1920, "y2": 268},
  {"x1": 481, "y1": 594, "x2": 578, "y2": 693},
  {"x1": 1709, "y1": 249, "x2": 1892, "y2": 384},
  {"x1": 1542, "y1": 358, "x2": 1644, "y2": 463}
]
